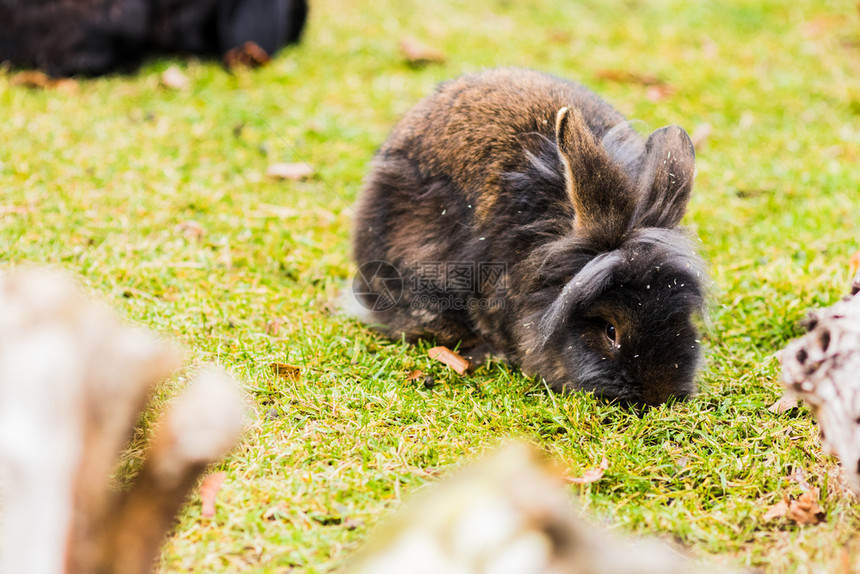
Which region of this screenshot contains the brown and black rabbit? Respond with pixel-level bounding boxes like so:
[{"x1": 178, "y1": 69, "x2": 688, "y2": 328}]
[{"x1": 352, "y1": 68, "x2": 707, "y2": 406}]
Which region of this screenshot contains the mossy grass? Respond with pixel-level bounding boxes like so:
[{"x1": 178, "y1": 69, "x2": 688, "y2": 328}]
[{"x1": 2, "y1": 0, "x2": 860, "y2": 571}]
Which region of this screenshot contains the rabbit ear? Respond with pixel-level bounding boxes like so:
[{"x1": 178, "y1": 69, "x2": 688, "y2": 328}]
[
  {"x1": 556, "y1": 107, "x2": 637, "y2": 246},
  {"x1": 634, "y1": 125, "x2": 696, "y2": 229}
]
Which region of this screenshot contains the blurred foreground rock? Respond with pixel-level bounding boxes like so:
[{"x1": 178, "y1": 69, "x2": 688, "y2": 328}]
[
  {"x1": 0, "y1": 268, "x2": 247, "y2": 574},
  {"x1": 346, "y1": 444, "x2": 730, "y2": 574},
  {"x1": 781, "y1": 269, "x2": 860, "y2": 495}
]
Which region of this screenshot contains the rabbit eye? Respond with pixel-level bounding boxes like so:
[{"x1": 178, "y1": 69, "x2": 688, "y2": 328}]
[{"x1": 604, "y1": 322, "x2": 617, "y2": 345}]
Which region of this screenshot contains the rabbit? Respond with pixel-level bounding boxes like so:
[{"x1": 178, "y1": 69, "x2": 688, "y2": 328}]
[
  {"x1": 0, "y1": 0, "x2": 308, "y2": 77},
  {"x1": 352, "y1": 68, "x2": 707, "y2": 406}
]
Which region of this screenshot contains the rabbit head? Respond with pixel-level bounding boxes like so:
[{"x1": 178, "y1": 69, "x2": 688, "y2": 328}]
[{"x1": 519, "y1": 107, "x2": 706, "y2": 406}]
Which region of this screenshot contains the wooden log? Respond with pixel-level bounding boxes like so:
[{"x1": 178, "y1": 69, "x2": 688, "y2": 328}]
[
  {"x1": 0, "y1": 269, "x2": 247, "y2": 574},
  {"x1": 781, "y1": 269, "x2": 860, "y2": 495},
  {"x1": 347, "y1": 443, "x2": 731, "y2": 574}
]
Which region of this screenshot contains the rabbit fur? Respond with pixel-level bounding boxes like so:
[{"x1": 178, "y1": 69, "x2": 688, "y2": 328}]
[
  {"x1": 0, "y1": 0, "x2": 307, "y2": 76},
  {"x1": 353, "y1": 68, "x2": 707, "y2": 406}
]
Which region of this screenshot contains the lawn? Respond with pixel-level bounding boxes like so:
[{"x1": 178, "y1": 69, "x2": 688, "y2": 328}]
[{"x1": 2, "y1": 0, "x2": 860, "y2": 572}]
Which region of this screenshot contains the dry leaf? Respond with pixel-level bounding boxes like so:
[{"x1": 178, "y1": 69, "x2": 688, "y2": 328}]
[
  {"x1": 161, "y1": 65, "x2": 190, "y2": 90},
  {"x1": 428, "y1": 346, "x2": 471, "y2": 375},
  {"x1": 768, "y1": 392, "x2": 799, "y2": 415},
  {"x1": 595, "y1": 69, "x2": 663, "y2": 86},
  {"x1": 10, "y1": 70, "x2": 53, "y2": 88},
  {"x1": 399, "y1": 37, "x2": 446, "y2": 67},
  {"x1": 200, "y1": 471, "x2": 227, "y2": 518},
  {"x1": 406, "y1": 370, "x2": 435, "y2": 388},
  {"x1": 789, "y1": 488, "x2": 825, "y2": 525},
  {"x1": 405, "y1": 370, "x2": 426, "y2": 381},
  {"x1": 547, "y1": 29, "x2": 573, "y2": 44},
  {"x1": 175, "y1": 220, "x2": 204, "y2": 242},
  {"x1": 595, "y1": 70, "x2": 674, "y2": 100},
  {"x1": 763, "y1": 496, "x2": 790, "y2": 521},
  {"x1": 763, "y1": 489, "x2": 825, "y2": 525},
  {"x1": 270, "y1": 362, "x2": 301, "y2": 380},
  {"x1": 266, "y1": 163, "x2": 314, "y2": 180},
  {"x1": 645, "y1": 84, "x2": 676, "y2": 102},
  {"x1": 10, "y1": 71, "x2": 77, "y2": 92},
  {"x1": 224, "y1": 41, "x2": 271, "y2": 69},
  {"x1": 690, "y1": 123, "x2": 713, "y2": 150},
  {"x1": 567, "y1": 456, "x2": 609, "y2": 484}
]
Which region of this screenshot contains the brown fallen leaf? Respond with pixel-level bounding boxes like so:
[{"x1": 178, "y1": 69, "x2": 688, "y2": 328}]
[
  {"x1": 405, "y1": 370, "x2": 426, "y2": 381},
  {"x1": 547, "y1": 29, "x2": 573, "y2": 44},
  {"x1": 763, "y1": 488, "x2": 825, "y2": 525},
  {"x1": 768, "y1": 392, "x2": 799, "y2": 415},
  {"x1": 428, "y1": 346, "x2": 471, "y2": 375},
  {"x1": 10, "y1": 71, "x2": 77, "y2": 92},
  {"x1": 10, "y1": 70, "x2": 53, "y2": 88},
  {"x1": 546, "y1": 28, "x2": 573, "y2": 44},
  {"x1": 763, "y1": 496, "x2": 790, "y2": 522},
  {"x1": 266, "y1": 162, "x2": 314, "y2": 181},
  {"x1": 200, "y1": 471, "x2": 227, "y2": 518},
  {"x1": 645, "y1": 84, "x2": 676, "y2": 102},
  {"x1": 400, "y1": 37, "x2": 446, "y2": 67},
  {"x1": 566, "y1": 456, "x2": 609, "y2": 484},
  {"x1": 789, "y1": 488, "x2": 825, "y2": 525},
  {"x1": 224, "y1": 41, "x2": 271, "y2": 69},
  {"x1": 404, "y1": 370, "x2": 435, "y2": 388},
  {"x1": 270, "y1": 362, "x2": 301, "y2": 380},
  {"x1": 161, "y1": 65, "x2": 190, "y2": 90},
  {"x1": 595, "y1": 69, "x2": 663, "y2": 86}
]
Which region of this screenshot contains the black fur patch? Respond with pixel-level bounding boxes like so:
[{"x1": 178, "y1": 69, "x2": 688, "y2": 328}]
[{"x1": 0, "y1": 0, "x2": 307, "y2": 76}]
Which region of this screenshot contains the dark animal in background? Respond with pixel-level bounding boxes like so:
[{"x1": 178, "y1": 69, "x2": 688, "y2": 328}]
[
  {"x1": 0, "y1": 0, "x2": 308, "y2": 76},
  {"x1": 353, "y1": 68, "x2": 707, "y2": 406}
]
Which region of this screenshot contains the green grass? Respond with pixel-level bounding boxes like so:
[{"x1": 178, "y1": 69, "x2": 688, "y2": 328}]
[{"x1": 3, "y1": 0, "x2": 860, "y2": 571}]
